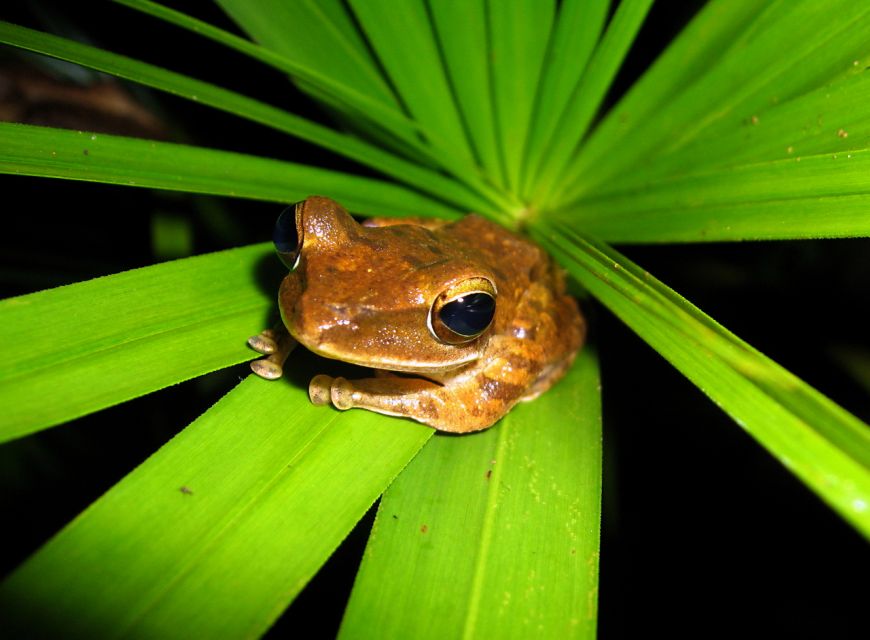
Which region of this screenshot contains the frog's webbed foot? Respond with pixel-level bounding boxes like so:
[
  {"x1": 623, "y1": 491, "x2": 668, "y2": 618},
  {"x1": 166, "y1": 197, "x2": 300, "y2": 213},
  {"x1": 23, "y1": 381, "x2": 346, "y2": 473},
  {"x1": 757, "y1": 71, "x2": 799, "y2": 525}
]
[
  {"x1": 307, "y1": 374, "x2": 499, "y2": 433},
  {"x1": 248, "y1": 325, "x2": 297, "y2": 380}
]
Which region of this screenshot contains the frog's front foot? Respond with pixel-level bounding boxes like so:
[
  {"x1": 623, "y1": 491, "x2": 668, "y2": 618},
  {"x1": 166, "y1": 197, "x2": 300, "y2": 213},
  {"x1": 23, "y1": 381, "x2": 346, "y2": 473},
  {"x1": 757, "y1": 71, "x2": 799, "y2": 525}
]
[{"x1": 248, "y1": 326, "x2": 296, "y2": 380}]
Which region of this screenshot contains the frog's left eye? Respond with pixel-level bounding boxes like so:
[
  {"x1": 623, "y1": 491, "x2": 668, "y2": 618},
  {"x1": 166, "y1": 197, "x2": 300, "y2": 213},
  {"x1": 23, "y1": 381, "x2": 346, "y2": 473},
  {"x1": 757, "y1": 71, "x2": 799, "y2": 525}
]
[
  {"x1": 273, "y1": 204, "x2": 302, "y2": 270},
  {"x1": 429, "y1": 277, "x2": 497, "y2": 344}
]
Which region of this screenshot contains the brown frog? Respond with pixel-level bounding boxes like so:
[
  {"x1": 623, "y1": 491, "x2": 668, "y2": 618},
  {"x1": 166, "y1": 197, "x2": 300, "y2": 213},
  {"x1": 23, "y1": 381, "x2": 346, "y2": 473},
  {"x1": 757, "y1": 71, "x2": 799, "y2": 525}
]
[{"x1": 248, "y1": 196, "x2": 584, "y2": 432}]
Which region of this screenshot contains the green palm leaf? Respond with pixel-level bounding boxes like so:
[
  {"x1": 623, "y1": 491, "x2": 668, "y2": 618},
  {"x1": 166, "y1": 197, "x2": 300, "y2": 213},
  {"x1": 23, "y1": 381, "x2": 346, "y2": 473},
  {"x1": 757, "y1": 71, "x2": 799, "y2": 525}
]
[
  {"x1": 533, "y1": 222, "x2": 870, "y2": 536},
  {"x1": 0, "y1": 21, "x2": 499, "y2": 215},
  {"x1": 0, "y1": 242, "x2": 270, "y2": 442},
  {"x1": 0, "y1": 376, "x2": 432, "y2": 638},
  {"x1": 0, "y1": 122, "x2": 462, "y2": 217},
  {"x1": 340, "y1": 351, "x2": 602, "y2": 638}
]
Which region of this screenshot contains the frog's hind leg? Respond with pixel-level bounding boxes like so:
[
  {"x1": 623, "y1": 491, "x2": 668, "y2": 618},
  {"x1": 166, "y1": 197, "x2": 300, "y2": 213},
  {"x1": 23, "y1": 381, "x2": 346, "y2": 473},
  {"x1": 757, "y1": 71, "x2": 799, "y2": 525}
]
[
  {"x1": 308, "y1": 373, "x2": 501, "y2": 433},
  {"x1": 309, "y1": 373, "x2": 445, "y2": 423},
  {"x1": 519, "y1": 349, "x2": 578, "y2": 403},
  {"x1": 515, "y1": 287, "x2": 586, "y2": 403}
]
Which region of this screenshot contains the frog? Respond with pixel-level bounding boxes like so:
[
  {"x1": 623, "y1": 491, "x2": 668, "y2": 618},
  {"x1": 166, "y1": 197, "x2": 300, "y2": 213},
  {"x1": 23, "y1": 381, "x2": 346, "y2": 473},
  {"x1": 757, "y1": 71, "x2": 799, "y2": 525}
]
[{"x1": 248, "y1": 196, "x2": 585, "y2": 433}]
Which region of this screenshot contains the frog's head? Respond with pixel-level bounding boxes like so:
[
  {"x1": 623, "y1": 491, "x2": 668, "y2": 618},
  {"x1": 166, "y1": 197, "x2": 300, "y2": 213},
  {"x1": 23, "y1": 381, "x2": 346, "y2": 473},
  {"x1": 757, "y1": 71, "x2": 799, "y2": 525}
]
[{"x1": 273, "y1": 197, "x2": 498, "y2": 373}]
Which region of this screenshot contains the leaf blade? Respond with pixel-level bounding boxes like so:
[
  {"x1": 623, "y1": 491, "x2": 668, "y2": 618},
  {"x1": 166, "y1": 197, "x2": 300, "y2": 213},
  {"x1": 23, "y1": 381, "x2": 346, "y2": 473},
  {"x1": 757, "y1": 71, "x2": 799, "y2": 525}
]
[
  {"x1": 339, "y1": 350, "x2": 602, "y2": 639},
  {"x1": 0, "y1": 122, "x2": 463, "y2": 218},
  {"x1": 428, "y1": 0, "x2": 503, "y2": 185},
  {"x1": 0, "y1": 376, "x2": 433, "y2": 638},
  {"x1": 488, "y1": 0, "x2": 556, "y2": 193},
  {"x1": 111, "y1": 0, "x2": 423, "y2": 148},
  {"x1": 0, "y1": 21, "x2": 496, "y2": 214},
  {"x1": 215, "y1": 0, "x2": 399, "y2": 109},
  {"x1": 215, "y1": 0, "x2": 444, "y2": 165},
  {"x1": 591, "y1": 61, "x2": 870, "y2": 193},
  {"x1": 560, "y1": 0, "x2": 870, "y2": 203},
  {"x1": 532, "y1": 221, "x2": 870, "y2": 538},
  {"x1": 552, "y1": 149, "x2": 870, "y2": 242},
  {"x1": 563, "y1": 0, "x2": 771, "y2": 198},
  {"x1": 0, "y1": 242, "x2": 272, "y2": 441},
  {"x1": 520, "y1": 0, "x2": 609, "y2": 198},
  {"x1": 347, "y1": 0, "x2": 476, "y2": 166},
  {"x1": 530, "y1": 0, "x2": 653, "y2": 207}
]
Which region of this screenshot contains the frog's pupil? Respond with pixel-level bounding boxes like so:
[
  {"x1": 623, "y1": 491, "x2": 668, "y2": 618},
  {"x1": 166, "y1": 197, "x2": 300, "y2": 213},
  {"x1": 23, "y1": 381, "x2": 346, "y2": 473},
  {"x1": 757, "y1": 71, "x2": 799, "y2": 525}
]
[
  {"x1": 439, "y1": 293, "x2": 495, "y2": 337},
  {"x1": 273, "y1": 206, "x2": 299, "y2": 269}
]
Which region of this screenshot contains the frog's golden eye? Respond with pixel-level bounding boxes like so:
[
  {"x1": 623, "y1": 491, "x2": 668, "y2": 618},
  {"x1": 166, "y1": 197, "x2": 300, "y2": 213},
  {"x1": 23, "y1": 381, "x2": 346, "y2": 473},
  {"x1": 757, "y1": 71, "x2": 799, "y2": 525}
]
[
  {"x1": 273, "y1": 204, "x2": 303, "y2": 270},
  {"x1": 429, "y1": 277, "x2": 497, "y2": 344}
]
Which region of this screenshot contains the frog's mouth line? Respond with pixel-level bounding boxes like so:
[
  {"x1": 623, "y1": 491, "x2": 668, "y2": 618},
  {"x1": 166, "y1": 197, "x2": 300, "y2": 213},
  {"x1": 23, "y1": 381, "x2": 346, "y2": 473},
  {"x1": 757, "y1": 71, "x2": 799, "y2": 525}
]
[{"x1": 304, "y1": 342, "x2": 479, "y2": 374}]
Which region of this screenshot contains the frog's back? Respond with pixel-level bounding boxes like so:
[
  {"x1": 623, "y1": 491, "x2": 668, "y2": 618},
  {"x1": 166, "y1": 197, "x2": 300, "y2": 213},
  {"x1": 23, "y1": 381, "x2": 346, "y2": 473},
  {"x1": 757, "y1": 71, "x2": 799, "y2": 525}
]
[{"x1": 439, "y1": 215, "x2": 551, "y2": 292}]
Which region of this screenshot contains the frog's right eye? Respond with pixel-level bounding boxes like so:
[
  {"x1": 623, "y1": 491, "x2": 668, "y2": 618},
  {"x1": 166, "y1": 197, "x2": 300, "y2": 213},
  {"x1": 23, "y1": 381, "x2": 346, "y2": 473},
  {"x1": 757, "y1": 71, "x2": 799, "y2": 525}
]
[
  {"x1": 428, "y1": 277, "x2": 497, "y2": 345},
  {"x1": 273, "y1": 204, "x2": 302, "y2": 270}
]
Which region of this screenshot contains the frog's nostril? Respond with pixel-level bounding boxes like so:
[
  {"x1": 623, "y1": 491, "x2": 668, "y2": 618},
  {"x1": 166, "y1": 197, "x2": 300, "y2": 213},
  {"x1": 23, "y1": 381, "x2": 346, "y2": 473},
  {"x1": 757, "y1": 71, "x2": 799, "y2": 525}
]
[{"x1": 274, "y1": 205, "x2": 301, "y2": 270}]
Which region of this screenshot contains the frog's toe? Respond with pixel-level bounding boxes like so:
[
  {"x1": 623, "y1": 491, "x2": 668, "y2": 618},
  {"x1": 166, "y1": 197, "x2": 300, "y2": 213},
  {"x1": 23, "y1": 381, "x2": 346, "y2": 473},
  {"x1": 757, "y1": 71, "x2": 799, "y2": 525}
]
[
  {"x1": 309, "y1": 374, "x2": 335, "y2": 405},
  {"x1": 247, "y1": 332, "x2": 278, "y2": 355},
  {"x1": 247, "y1": 327, "x2": 297, "y2": 380},
  {"x1": 329, "y1": 377, "x2": 357, "y2": 410},
  {"x1": 250, "y1": 358, "x2": 283, "y2": 380}
]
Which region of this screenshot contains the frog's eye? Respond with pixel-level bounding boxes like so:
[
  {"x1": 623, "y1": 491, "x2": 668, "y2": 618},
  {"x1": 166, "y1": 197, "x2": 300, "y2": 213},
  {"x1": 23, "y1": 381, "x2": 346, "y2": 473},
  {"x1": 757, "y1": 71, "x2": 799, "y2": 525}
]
[
  {"x1": 273, "y1": 204, "x2": 302, "y2": 270},
  {"x1": 429, "y1": 277, "x2": 497, "y2": 344}
]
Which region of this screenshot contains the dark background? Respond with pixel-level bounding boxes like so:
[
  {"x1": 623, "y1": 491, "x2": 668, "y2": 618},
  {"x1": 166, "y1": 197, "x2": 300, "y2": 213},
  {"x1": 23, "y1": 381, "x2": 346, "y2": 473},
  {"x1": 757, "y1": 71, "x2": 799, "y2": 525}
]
[{"x1": 1, "y1": 2, "x2": 867, "y2": 638}]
